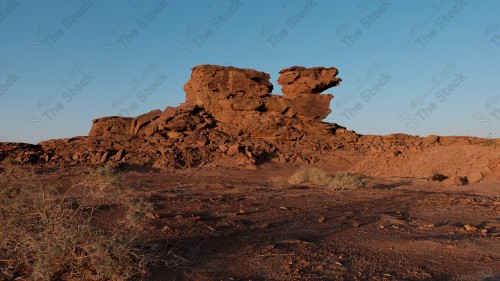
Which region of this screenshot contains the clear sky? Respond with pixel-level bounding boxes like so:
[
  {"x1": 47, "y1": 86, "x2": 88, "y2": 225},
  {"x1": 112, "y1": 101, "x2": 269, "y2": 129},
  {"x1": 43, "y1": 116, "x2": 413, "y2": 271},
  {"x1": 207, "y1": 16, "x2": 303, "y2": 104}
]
[{"x1": 0, "y1": 0, "x2": 499, "y2": 144}]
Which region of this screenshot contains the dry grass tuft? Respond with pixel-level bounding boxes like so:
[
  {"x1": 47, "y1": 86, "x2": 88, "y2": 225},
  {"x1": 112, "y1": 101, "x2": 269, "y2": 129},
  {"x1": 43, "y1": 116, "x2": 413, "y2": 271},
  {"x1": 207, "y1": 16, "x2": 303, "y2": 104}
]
[
  {"x1": 0, "y1": 164, "x2": 157, "y2": 281},
  {"x1": 326, "y1": 173, "x2": 366, "y2": 190},
  {"x1": 289, "y1": 167, "x2": 365, "y2": 190}
]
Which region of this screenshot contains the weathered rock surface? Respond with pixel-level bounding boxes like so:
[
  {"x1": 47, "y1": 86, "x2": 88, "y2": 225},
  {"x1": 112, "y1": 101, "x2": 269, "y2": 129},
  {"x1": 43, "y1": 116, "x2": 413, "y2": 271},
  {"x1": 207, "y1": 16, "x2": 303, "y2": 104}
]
[
  {"x1": 184, "y1": 65, "x2": 273, "y2": 105},
  {"x1": 183, "y1": 65, "x2": 337, "y2": 122},
  {"x1": 89, "y1": 116, "x2": 133, "y2": 137},
  {"x1": 277, "y1": 66, "x2": 341, "y2": 96},
  {"x1": 1, "y1": 65, "x2": 498, "y2": 181},
  {"x1": 130, "y1": 109, "x2": 162, "y2": 135}
]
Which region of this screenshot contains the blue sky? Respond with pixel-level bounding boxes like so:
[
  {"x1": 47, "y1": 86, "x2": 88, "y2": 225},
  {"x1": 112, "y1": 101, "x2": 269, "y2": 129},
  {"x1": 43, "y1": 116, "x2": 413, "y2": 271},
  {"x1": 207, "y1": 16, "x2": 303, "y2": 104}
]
[{"x1": 0, "y1": 0, "x2": 499, "y2": 144}]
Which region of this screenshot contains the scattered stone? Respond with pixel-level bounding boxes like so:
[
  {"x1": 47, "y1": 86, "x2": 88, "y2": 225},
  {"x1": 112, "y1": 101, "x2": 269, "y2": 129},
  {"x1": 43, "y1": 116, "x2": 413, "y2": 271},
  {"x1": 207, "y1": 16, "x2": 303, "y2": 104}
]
[
  {"x1": 431, "y1": 173, "x2": 448, "y2": 182},
  {"x1": 467, "y1": 171, "x2": 484, "y2": 184},
  {"x1": 417, "y1": 224, "x2": 435, "y2": 230},
  {"x1": 99, "y1": 151, "x2": 109, "y2": 163},
  {"x1": 253, "y1": 223, "x2": 270, "y2": 230},
  {"x1": 464, "y1": 224, "x2": 477, "y2": 232},
  {"x1": 227, "y1": 145, "x2": 240, "y2": 156},
  {"x1": 114, "y1": 149, "x2": 124, "y2": 161},
  {"x1": 442, "y1": 175, "x2": 464, "y2": 186},
  {"x1": 145, "y1": 212, "x2": 160, "y2": 219},
  {"x1": 318, "y1": 216, "x2": 326, "y2": 223}
]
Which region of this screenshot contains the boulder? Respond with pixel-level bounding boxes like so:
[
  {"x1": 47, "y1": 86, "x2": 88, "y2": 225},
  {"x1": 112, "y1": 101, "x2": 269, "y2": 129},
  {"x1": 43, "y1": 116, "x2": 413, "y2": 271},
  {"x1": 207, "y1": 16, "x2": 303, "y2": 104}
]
[
  {"x1": 184, "y1": 65, "x2": 273, "y2": 106},
  {"x1": 277, "y1": 66, "x2": 342, "y2": 96},
  {"x1": 467, "y1": 172, "x2": 483, "y2": 183},
  {"x1": 130, "y1": 109, "x2": 162, "y2": 135},
  {"x1": 88, "y1": 116, "x2": 133, "y2": 137},
  {"x1": 442, "y1": 175, "x2": 465, "y2": 186}
]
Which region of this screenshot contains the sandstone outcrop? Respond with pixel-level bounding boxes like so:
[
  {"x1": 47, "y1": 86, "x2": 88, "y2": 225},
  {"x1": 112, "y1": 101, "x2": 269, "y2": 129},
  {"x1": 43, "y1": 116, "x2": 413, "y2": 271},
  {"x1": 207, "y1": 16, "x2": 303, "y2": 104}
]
[
  {"x1": 2, "y1": 64, "x2": 496, "y2": 181},
  {"x1": 183, "y1": 65, "x2": 338, "y2": 122},
  {"x1": 277, "y1": 66, "x2": 341, "y2": 96},
  {"x1": 88, "y1": 116, "x2": 133, "y2": 137}
]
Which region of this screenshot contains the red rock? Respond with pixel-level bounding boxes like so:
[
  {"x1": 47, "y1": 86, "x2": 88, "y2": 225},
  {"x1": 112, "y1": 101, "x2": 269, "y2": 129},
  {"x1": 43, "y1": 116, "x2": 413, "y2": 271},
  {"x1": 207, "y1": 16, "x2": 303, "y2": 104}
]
[
  {"x1": 442, "y1": 175, "x2": 464, "y2": 186},
  {"x1": 277, "y1": 66, "x2": 341, "y2": 96},
  {"x1": 130, "y1": 109, "x2": 162, "y2": 135},
  {"x1": 467, "y1": 172, "x2": 483, "y2": 183},
  {"x1": 285, "y1": 93, "x2": 333, "y2": 120},
  {"x1": 227, "y1": 145, "x2": 240, "y2": 156},
  {"x1": 184, "y1": 65, "x2": 273, "y2": 106},
  {"x1": 89, "y1": 116, "x2": 133, "y2": 137},
  {"x1": 114, "y1": 149, "x2": 125, "y2": 161}
]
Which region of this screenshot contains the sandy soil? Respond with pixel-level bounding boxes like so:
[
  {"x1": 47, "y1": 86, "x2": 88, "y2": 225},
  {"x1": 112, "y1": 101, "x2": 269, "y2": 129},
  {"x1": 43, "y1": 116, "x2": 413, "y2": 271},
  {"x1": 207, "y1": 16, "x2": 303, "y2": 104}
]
[{"x1": 57, "y1": 163, "x2": 499, "y2": 281}]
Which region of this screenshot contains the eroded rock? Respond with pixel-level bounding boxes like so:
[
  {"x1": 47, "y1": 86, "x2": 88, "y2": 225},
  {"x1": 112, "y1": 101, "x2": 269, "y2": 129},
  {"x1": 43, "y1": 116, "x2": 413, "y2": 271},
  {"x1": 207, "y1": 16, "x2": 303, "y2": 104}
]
[
  {"x1": 277, "y1": 66, "x2": 341, "y2": 96},
  {"x1": 89, "y1": 116, "x2": 133, "y2": 137}
]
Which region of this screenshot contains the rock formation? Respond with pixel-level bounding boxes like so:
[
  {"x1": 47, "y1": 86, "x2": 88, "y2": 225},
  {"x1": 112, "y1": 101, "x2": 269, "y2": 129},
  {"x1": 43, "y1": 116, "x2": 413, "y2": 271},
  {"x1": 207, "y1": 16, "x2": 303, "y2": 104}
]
[
  {"x1": 183, "y1": 65, "x2": 339, "y2": 122},
  {"x1": 277, "y1": 66, "x2": 341, "y2": 95},
  {"x1": 1, "y1": 64, "x2": 497, "y2": 181}
]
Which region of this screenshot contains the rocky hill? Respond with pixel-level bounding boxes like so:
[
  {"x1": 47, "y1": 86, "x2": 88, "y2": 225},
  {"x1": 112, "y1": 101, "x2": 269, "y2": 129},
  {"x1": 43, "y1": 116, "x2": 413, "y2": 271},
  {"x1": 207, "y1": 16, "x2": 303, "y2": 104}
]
[{"x1": 1, "y1": 65, "x2": 498, "y2": 183}]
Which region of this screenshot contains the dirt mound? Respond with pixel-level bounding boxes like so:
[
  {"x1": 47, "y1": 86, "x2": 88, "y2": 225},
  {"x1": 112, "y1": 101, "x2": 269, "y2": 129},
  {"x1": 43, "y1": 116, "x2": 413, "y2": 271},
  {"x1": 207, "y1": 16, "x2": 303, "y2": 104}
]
[{"x1": 0, "y1": 65, "x2": 498, "y2": 181}]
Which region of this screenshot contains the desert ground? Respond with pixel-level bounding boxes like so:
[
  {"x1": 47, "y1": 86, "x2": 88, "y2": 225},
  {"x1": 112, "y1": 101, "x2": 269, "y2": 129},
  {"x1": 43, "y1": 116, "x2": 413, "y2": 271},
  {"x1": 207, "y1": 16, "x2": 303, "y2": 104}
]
[{"x1": 1, "y1": 65, "x2": 498, "y2": 280}]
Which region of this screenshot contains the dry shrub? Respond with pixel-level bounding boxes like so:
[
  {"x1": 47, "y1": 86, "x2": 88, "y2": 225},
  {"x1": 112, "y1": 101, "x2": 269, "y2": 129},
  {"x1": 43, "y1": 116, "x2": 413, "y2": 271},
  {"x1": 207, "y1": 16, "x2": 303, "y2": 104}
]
[
  {"x1": 289, "y1": 167, "x2": 365, "y2": 190},
  {"x1": 0, "y1": 164, "x2": 156, "y2": 281},
  {"x1": 288, "y1": 167, "x2": 331, "y2": 186},
  {"x1": 326, "y1": 173, "x2": 366, "y2": 190}
]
